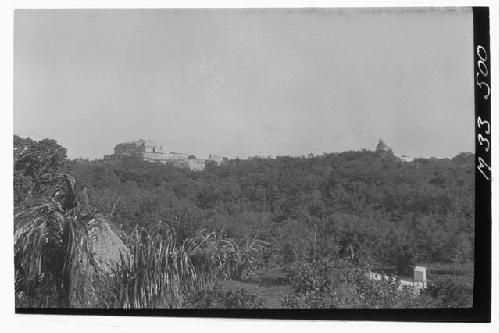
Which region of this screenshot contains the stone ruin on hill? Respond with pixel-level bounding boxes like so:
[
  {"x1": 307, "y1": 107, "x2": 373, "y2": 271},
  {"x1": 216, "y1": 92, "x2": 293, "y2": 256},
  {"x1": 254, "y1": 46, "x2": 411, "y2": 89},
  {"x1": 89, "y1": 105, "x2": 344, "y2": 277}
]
[{"x1": 103, "y1": 139, "x2": 224, "y2": 171}]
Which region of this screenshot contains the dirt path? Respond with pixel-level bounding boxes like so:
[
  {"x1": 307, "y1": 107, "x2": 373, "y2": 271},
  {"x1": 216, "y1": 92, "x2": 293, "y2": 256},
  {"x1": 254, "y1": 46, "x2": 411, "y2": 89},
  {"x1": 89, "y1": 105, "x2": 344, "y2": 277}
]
[{"x1": 220, "y1": 266, "x2": 292, "y2": 308}]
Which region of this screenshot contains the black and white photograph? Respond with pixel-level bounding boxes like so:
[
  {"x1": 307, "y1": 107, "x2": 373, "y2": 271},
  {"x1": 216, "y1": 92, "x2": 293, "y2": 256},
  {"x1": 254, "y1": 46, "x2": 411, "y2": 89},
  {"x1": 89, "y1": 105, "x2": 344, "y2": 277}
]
[{"x1": 10, "y1": 4, "x2": 494, "y2": 321}]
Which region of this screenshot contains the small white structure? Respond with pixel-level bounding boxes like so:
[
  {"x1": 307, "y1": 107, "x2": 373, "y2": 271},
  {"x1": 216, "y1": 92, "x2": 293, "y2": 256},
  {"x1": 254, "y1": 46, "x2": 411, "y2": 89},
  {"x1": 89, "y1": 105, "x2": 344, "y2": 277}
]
[
  {"x1": 366, "y1": 272, "x2": 383, "y2": 281},
  {"x1": 365, "y1": 266, "x2": 427, "y2": 296},
  {"x1": 400, "y1": 154, "x2": 414, "y2": 162},
  {"x1": 208, "y1": 154, "x2": 224, "y2": 165},
  {"x1": 413, "y1": 266, "x2": 427, "y2": 288}
]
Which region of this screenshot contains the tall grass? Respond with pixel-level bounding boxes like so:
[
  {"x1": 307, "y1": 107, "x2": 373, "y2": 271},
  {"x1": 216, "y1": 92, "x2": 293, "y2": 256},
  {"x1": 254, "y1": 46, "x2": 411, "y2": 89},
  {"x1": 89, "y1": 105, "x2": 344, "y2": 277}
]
[
  {"x1": 14, "y1": 174, "x2": 267, "y2": 308},
  {"x1": 107, "y1": 228, "x2": 267, "y2": 308}
]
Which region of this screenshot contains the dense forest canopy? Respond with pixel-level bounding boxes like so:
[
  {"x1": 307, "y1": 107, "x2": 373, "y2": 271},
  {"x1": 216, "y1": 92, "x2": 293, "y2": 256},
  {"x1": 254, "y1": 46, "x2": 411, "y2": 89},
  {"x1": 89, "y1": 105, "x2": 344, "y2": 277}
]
[
  {"x1": 69, "y1": 141, "x2": 474, "y2": 270},
  {"x1": 14, "y1": 135, "x2": 474, "y2": 308}
]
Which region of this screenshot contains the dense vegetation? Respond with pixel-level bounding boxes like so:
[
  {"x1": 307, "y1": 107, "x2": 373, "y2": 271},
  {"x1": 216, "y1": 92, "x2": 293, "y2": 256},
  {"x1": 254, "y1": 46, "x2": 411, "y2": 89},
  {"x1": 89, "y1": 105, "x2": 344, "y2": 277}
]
[{"x1": 14, "y1": 135, "x2": 474, "y2": 308}]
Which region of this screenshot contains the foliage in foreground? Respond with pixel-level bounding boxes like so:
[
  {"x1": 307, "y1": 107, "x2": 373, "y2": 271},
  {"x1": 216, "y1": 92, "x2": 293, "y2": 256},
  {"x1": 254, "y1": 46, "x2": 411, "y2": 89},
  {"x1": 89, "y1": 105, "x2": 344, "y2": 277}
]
[
  {"x1": 15, "y1": 188, "x2": 266, "y2": 308},
  {"x1": 14, "y1": 136, "x2": 269, "y2": 308},
  {"x1": 423, "y1": 275, "x2": 473, "y2": 308},
  {"x1": 14, "y1": 172, "x2": 103, "y2": 307},
  {"x1": 281, "y1": 259, "x2": 471, "y2": 308},
  {"x1": 282, "y1": 259, "x2": 410, "y2": 308},
  {"x1": 14, "y1": 135, "x2": 474, "y2": 308},
  {"x1": 107, "y1": 228, "x2": 267, "y2": 308}
]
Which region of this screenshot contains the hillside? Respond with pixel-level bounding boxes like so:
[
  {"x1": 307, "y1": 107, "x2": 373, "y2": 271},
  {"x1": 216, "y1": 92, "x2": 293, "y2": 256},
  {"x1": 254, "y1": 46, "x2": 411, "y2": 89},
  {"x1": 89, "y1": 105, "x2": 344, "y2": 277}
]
[
  {"x1": 72, "y1": 148, "x2": 474, "y2": 270},
  {"x1": 14, "y1": 135, "x2": 475, "y2": 308}
]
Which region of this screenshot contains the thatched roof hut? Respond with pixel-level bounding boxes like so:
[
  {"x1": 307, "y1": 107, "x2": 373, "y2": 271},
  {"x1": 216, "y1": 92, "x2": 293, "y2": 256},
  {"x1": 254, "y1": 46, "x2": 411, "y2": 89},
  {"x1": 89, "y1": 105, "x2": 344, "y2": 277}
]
[{"x1": 69, "y1": 217, "x2": 131, "y2": 308}]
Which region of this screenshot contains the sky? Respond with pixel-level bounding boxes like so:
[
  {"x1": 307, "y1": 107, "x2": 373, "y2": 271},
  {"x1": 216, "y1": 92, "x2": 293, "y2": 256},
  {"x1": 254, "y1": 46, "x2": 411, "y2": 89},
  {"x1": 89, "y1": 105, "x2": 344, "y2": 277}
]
[{"x1": 14, "y1": 8, "x2": 474, "y2": 160}]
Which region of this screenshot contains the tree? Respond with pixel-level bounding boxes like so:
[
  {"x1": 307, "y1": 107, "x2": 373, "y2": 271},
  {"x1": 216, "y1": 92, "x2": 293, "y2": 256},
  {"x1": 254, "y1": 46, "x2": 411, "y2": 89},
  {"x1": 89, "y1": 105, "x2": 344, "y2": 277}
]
[
  {"x1": 14, "y1": 135, "x2": 68, "y2": 207},
  {"x1": 375, "y1": 139, "x2": 394, "y2": 155}
]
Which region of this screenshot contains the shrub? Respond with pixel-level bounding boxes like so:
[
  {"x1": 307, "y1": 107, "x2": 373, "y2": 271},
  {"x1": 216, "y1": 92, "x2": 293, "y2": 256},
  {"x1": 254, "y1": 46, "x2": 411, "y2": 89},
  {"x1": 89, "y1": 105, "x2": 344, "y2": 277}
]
[
  {"x1": 423, "y1": 274, "x2": 473, "y2": 308},
  {"x1": 281, "y1": 259, "x2": 425, "y2": 309}
]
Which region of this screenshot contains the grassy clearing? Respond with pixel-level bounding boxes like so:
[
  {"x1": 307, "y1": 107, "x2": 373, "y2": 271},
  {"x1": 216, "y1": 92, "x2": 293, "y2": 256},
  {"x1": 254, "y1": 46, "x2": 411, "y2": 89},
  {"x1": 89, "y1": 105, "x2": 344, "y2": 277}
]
[{"x1": 221, "y1": 267, "x2": 291, "y2": 308}]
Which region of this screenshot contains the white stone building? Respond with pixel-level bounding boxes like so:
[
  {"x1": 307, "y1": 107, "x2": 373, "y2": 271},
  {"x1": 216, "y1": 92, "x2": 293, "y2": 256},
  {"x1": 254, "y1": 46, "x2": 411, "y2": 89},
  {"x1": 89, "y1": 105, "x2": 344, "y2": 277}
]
[{"x1": 104, "y1": 139, "x2": 207, "y2": 171}]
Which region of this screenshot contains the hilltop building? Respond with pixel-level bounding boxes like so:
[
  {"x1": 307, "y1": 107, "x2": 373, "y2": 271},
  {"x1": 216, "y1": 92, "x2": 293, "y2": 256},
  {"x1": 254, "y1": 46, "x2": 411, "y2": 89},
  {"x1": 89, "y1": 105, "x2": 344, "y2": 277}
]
[
  {"x1": 105, "y1": 139, "x2": 166, "y2": 162},
  {"x1": 207, "y1": 154, "x2": 225, "y2": 165},
  {"x1": 104, "y1": 139, "x2": 223, "y2": 171}
]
